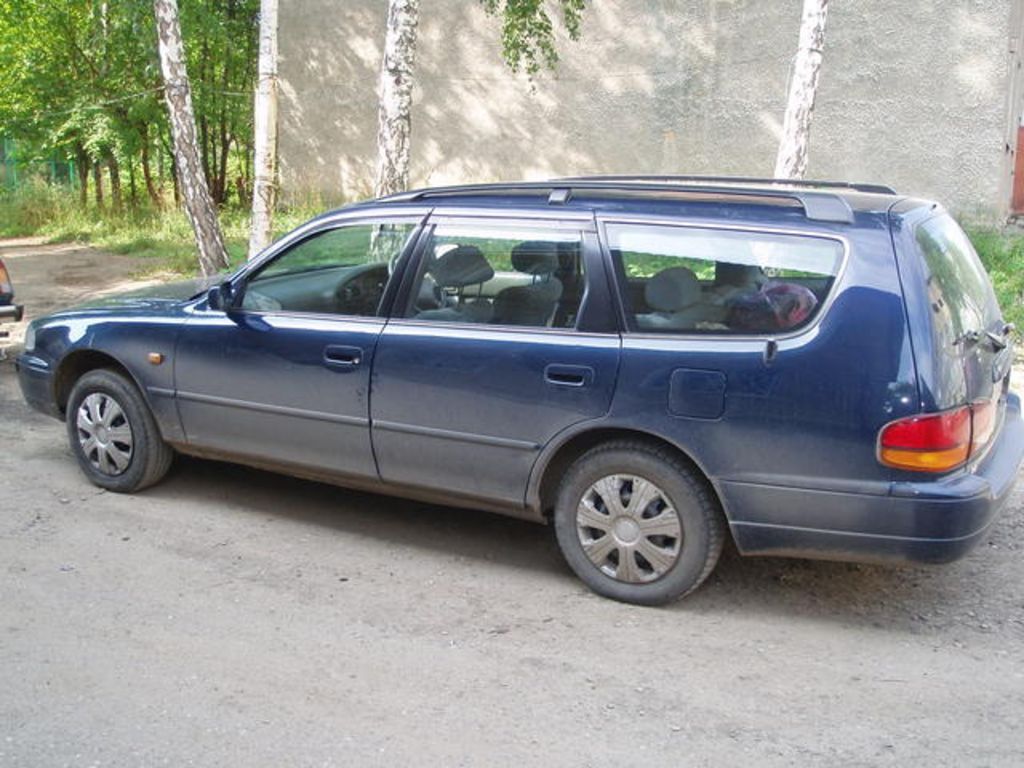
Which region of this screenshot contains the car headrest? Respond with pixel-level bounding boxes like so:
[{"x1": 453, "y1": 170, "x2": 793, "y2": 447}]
[
  {"x1": 429, "y1": 245, "x2": 495, "y2": 287},
  {"x1": 715, "y1": 262, "x2": 763, "y2": 288},
  {"x1": 511, "y1": 241, "x2": 559, "y2": 276},
  {"x1": 645, "y1": 267, "x2": 701, "y2": 312}
]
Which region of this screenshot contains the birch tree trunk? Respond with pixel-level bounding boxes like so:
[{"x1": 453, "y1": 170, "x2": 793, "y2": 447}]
[
  {"x1": 153, "y1": 0, "x2": 230, "y2": 276},
  {"x1": 774, "y1": 0, "x2": 829, "y2": 180},
  {"x1": 373, "y1": 0, "x2": 419, "y2": 198},
  {"x1": 248, "y1": 0, "x2": 279, "y2": 260}
]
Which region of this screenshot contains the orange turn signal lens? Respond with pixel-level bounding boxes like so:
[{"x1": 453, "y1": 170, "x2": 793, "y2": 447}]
[{"x1": 878, "y1": 444, "x2": 970, "y2": 472}]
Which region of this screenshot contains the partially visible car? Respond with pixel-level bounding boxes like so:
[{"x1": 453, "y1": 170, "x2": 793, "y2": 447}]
[
  {"x1": 0, "y1": 257, "x2": 23, "y2": 324},
  {"x1": 0, "y1": 257, "x2": 24, "y2": 359}
]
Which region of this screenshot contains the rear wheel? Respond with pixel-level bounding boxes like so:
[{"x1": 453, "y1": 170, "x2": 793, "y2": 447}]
[
  {"x1": 66, "y1": 369, "x2": 173, "y2": 492},
  {"x1": 553, "y1": 440, "x2": 725, "y2": 605}
]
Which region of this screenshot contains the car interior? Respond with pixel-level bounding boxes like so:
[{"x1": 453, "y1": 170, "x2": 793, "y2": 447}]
[
  {"x1": 236, "y1": 224, "x2": 833, "y2": 335},
  {"x1": 619, "y1": 258, "x2": 833, "y2": 333},
  {"x1": 411, "y1": 238, "x2": 585, "y2": 329}
]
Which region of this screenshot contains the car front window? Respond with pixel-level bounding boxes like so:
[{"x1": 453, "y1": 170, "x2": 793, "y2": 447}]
[{"x1": 241, "y1": 222, "x2": 416, "y2": 316}]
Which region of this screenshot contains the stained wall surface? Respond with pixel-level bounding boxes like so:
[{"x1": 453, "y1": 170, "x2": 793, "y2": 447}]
[{"x1": 279, "y1": 0, "x2": 1021, "y2": 219}]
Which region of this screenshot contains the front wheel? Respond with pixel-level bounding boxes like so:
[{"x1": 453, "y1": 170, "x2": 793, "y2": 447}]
[
  {"x1": 66, "y1": 369, "x2": 173, "y2": 493},
  {"x1": 553, "y1": 441, "x2": 725, "y2": 605}
]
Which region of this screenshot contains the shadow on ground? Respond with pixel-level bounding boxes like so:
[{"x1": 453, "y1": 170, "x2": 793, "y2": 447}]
[{"x1": 144, "y1": 452, "x2": 1007, "y2": 636}]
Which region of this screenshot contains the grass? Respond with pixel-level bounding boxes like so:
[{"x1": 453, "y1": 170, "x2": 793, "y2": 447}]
[
  {"x1": 0, "y1": 183, "x2": 330, "y2": 277},
  {"x1": 964, "y1": 226, "x2": 1024, "y2": 339},
  {"x1": 1, "y1": 185, "x2": 1021, "y2": 338}
]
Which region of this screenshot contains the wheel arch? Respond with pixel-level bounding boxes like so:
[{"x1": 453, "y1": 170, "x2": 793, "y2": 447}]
[
  {"x1": 529, "y1": 424, "x2": 731, "y2": 526},
  {"x1": 54, "y1": 349, "x2": 141, "y2": 417}
]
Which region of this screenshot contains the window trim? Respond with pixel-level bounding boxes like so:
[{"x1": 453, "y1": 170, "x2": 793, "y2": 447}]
[
  {"x1": 596, "y1": 215, "x2": 851, "y2": 342},
  {"x1": 388, "y1": 215, "x2": 609, "y2": 334}
]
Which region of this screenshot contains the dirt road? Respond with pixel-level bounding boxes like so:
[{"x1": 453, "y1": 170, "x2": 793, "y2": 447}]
[{"x1": 1, "y1": 241, "x2": 1022, "y2": 767}]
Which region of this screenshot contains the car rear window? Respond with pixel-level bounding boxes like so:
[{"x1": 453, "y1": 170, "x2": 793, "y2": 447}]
[
  {"x1": 914, "y1": 214, "x2": 1002, "y2": 347},
  {"x1": 605, "y1": 223, "x2": 843, "y2": 334}
]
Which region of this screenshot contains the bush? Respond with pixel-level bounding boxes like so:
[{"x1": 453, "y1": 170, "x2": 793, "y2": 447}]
[
  {"x1": 967, "y1": 227, "x2": 1024, "y2": 342},
  {"x1": 0, "y1": 183, "x2": 80, "y2": 236}
]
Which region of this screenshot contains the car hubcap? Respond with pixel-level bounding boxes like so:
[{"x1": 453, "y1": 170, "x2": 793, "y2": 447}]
[
  {"x1": 76, "y1": 393, "x2": 133, "y2": 476},
  {"x1": 576, "y1": 474, "x2": 682, "y2": 583}
]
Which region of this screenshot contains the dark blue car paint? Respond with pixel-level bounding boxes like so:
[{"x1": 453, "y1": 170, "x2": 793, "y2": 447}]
[
  {"x1": 16, "y1": 189, "x2": 1024, "y2": 566},
  {"x1": 174, "y1": 310, "x2": 383, "y2": 479}
]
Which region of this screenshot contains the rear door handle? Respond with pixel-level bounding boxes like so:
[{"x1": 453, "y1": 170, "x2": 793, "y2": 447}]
[
  {"x1": 324, "y1": 344, "x2": 363, "y2": 368},
  {"x1": 544, "y1": 364, "x2": 593, "y2": 388}
]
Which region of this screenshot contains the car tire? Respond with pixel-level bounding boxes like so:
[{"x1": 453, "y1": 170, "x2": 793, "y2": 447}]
[
  {"x1": 553, "y1": 440, "x2": 725, "y2": 606},
  {"x1": 65, "y1": 368, "x2": 173, "y2": 493}
]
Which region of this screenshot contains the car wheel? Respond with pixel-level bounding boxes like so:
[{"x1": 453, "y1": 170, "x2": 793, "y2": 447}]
[
  {"x1": 553, "y1": 440, "x2": 725, "y2": 605},
  {"x1": 66, "y1": 369, "x2": 173, "y2": 493}
]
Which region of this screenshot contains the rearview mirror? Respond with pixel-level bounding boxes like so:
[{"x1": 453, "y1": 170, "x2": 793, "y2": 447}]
[{"x1": 207, "y1": 282, "x2": 234, "y2": 311}]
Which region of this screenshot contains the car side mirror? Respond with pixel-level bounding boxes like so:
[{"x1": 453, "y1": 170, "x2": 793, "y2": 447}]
[{"x1": 207, "y1": 281, "x2": 235, "y2": 311}]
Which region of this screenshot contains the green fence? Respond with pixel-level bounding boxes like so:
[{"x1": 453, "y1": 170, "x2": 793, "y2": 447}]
[{"x1": 1, "y1": 138, "x2": 77, "y2": 192}]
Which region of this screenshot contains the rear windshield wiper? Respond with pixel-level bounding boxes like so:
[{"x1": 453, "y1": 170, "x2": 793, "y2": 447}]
[{"x1": 955, "y1": 324, "x2": 1014, "y2": 351}]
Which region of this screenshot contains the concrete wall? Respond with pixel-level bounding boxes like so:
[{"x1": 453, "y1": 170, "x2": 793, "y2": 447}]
[{"x1": 279, "y1": 0, "x2": 1021, "y2": 219}]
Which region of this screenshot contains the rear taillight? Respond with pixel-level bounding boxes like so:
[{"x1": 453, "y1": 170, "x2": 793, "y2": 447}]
[
  {"x1": 878, "y1": 401, "x2": 998, "y2": 472},
  {"x1": 0, "y1": 260, "x2": 11, "y2": 296},
  {"x1": 970, "y1": 399, "x2": 997, "y2": 454}
]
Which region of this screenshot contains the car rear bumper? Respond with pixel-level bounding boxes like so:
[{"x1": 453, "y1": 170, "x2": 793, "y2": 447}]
[
  {"x1": 725, "y1": 392, "x2": 1024, "y2": 564},
  {"x1": 0, "y1": 304, "x2": 23, "y2": 323},
  {"x1": 15, "y1": 353, "x2": 61, "y2": 419}
]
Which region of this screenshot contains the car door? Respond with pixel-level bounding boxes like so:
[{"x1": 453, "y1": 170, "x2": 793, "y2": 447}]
[
  {"x1": 174, "y1": 215, "x2": 423, "y2": 479},
  {"x1": 370, "y1": 214, "x2": 621, "y2": 508}
]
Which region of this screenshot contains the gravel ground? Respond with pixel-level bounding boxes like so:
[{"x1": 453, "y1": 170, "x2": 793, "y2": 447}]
[{"x1": 1, "y1": 240, "x2": 1023, "y2": 767}]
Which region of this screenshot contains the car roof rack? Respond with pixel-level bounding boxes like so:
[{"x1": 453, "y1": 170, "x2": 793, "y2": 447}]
[
  {"x1": 382, "y1": 178, "x2": 862, "y2": 224},
  {"x1": 555, "y1": 175, "x2": 897, "y2": 195}
]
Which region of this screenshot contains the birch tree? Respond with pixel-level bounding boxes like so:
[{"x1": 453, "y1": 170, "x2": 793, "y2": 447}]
[
  {"x1": 248, "y1": 0, "x2": 279, "y2": 259},
  {"x1": 154, "y1": 0, "x2": 230, "y2": 276},
  {"x1": 774, "y1": 0, "x2": 829, "y2": 180},
  {"x1": 371, "y1": 1, "x2": 585, "y2": 199},
  {"x1": 373, "y1": 0, "x2": 420, "y2": 198}
]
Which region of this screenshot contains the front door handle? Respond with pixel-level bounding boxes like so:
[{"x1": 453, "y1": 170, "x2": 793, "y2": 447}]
[
  {"x1": 545, "y1": 364, "x2": 593, "y2": 388},
  {"x1": 324, "y1": 344, "x2": 363, "y2": 368}
]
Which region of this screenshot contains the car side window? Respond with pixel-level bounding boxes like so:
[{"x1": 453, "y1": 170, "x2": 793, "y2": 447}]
[
  {"x1": 607, "y1": 223, "x2": 843, "y2": 334},
  {"x1": 241, "y1": 222, "x2": 416, "y2": 316},
  {"x1": 404, "y1": 225, "x2": 586, "y2": 329}
]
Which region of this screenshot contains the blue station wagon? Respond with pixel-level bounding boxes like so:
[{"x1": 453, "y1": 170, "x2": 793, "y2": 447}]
[{"x1": 17, "y1": 177, "x2": 1024, "y2": 604}]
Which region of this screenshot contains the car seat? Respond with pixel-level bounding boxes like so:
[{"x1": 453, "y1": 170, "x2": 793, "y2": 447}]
[
  {"x1": 415, "y1": 245, "x2": 495, "y2": 323},
  {"x1": 710, "y1": 262, "x2": 766, "y2": 302},
  {"x1": 492, "y1": 241, "x2": 564, "y2": 326},
  {"x1": 636, "y1": 267, "x2": 715, "y2": 330}
]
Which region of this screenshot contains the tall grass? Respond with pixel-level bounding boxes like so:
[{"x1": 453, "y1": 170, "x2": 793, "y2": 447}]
[{"x1": 0, "y1": 183, "x2": 332, "y2": 276}]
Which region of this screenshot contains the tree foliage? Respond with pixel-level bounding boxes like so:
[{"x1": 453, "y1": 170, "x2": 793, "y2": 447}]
[
  {"x1": 0, "y1": 0, "x2": 257, "y2": 208},
  {"x1": 479, "y1": 0, "x2": 586, "y2": 76}
]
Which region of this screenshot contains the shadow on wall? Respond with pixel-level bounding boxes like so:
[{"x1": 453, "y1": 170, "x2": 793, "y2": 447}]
[
  {"x1": 278, "y1": 0, "x2": 792, "y2": 202},
  {"x1": 278, "y1": 0, "x2": 1009, "y2": 215}
]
